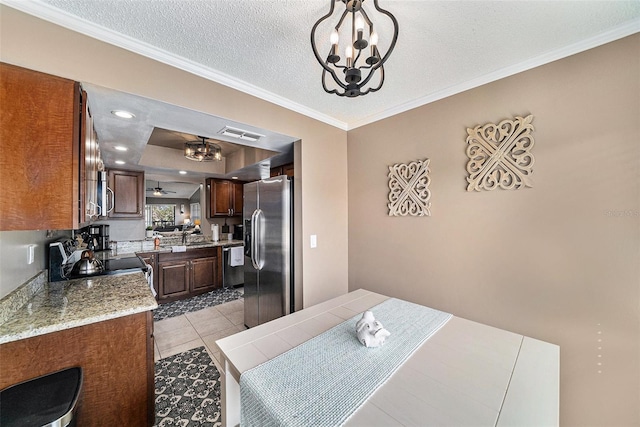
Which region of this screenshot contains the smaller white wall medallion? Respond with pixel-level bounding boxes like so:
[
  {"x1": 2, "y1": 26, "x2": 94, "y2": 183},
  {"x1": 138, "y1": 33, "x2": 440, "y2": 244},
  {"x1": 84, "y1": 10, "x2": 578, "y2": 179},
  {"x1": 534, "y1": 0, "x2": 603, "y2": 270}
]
[
  {"x1": 388, "y1": 159, "x2": 431, "y2": 217},
  {"x1": 466, "y1": 114, "x2": 535, "y2": 192}
]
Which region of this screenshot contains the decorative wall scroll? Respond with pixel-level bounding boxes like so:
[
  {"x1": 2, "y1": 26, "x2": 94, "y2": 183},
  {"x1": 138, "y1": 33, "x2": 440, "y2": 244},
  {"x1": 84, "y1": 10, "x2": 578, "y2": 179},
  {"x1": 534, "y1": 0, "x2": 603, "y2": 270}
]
[
  {"x1": 465, "y1": 114, "x2": 535, "y2": 192},
  {"x1": 388, "y1": 159, "x2": 431, "y2": 217}
]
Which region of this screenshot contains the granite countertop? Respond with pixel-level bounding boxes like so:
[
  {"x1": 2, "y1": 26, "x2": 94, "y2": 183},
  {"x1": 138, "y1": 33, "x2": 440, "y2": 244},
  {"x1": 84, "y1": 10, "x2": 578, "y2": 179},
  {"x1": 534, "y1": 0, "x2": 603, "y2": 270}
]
[
  {"x1": 135, "y1": 239, "x2": 244, "y2": 254},
  {"x1": 0, "y1": 272, "x2": 158, "y2": 345}
]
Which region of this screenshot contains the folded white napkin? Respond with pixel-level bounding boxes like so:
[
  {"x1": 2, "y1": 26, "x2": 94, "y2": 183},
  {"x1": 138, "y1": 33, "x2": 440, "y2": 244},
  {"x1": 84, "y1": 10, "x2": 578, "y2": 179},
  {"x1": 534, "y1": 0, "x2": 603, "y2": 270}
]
[
  {"x1": 171, "y1": 245, "x2": 187, "y2": 253},
  {"x1": 355, "y1": 310, "x2": 391, "y2": 348}
]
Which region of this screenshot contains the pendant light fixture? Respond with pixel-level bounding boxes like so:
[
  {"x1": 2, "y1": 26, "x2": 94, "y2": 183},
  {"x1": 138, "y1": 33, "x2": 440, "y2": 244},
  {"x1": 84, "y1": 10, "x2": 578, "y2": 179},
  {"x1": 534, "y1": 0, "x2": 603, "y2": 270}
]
[
  {"x1": 311, "y1": 0, "x2": 399, "y2": 97},
  {"x1": 184, "y1": 136, "x2": 222, "y2": 162}
]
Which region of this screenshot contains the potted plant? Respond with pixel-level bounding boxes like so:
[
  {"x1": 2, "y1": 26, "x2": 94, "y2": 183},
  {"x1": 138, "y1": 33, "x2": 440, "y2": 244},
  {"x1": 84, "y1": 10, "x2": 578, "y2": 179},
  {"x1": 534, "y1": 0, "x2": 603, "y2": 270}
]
[{"x1": 145, "y1": 226, "x2": 154, "y2": 238}]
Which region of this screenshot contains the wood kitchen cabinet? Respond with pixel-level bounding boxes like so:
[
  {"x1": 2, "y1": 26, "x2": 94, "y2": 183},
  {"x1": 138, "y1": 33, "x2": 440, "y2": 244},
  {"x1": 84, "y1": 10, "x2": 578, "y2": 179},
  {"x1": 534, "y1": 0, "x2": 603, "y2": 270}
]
[
  {"x1": 157, "y1": 247, "x2": 222, "y2": 302},
  {"x1": 0, "y1": 311, "x2": 155, "y2": 426},
  {"x1": 81, "y1": 91, "x2": 103, "y2": 222},
  {"x1": 0, "y1": 62, "x2": 96, "y2": 230},
  {"x1": 270, "y1": 162, "x2": 294, "y2": 178},
  {"x1": 206, "y1": 178, "x2": 243, "y2": 217},
  {"x1": 107, "y1": 169, "x2": 145, "y2": 218}
]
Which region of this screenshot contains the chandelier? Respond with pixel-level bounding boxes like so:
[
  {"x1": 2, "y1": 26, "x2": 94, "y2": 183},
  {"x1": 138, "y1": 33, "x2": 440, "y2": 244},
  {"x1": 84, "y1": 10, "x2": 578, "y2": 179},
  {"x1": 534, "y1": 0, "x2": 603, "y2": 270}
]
[
  {"x1": 310, "y1": 0, "x2": 399, "y2": 97},
  {"x1": 184, "y1": 136, "x2": 222, "y2": 162}
]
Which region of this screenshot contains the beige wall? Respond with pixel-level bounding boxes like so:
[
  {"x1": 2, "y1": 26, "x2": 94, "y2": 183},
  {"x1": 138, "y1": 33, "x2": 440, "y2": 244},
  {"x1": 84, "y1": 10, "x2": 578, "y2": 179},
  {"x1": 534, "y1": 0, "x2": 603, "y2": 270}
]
[
  {"x1": 0, "y1": 231, "x2": 48, "y2": 298},
  {"x1": 0, "y1": 6, "x2": 349, "y2": 306},
  {"x1": 348, "y1": 34, "x2": 639, "y2": 426}
]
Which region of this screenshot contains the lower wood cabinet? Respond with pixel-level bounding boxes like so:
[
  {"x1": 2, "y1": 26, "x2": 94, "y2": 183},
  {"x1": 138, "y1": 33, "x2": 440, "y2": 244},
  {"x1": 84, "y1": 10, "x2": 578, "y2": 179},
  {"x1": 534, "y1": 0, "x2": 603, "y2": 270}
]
[
  {"x1": 156, "y1": 247, "x2": 222, "y2": 303},
  {"x1": 0, "y1": 311, "x2": 155, "y2": 426}
]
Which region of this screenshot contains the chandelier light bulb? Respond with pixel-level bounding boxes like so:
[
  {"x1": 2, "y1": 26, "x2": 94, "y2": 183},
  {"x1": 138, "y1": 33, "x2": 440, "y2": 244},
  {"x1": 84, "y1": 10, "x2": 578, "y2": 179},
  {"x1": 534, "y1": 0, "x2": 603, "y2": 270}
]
[
  {"x1": 330, "y1": 29, "x2": 339, "y2": 45},
  {"x1": 370, "y1": 31, "x2": 378, "y2": 47},
  {"x1": 354, "y1": 15, "x2": 367, "y2": 49},
  {"x1": 345, "y1": 45, "x2": 354, "y2": 67},
  {"x1": 329, "y1": 29, "x2": 340, "y2": 59}
]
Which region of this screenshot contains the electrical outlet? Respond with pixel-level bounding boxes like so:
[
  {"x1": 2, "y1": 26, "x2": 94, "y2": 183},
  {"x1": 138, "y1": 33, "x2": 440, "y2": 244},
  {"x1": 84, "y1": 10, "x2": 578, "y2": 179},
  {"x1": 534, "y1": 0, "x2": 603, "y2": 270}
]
[
  {"x1": 28, "y1": 244, "x2": 36, "y2": 265},
  {"x1": 310, "y1": 235, "x2": 317, "y2": 249}
]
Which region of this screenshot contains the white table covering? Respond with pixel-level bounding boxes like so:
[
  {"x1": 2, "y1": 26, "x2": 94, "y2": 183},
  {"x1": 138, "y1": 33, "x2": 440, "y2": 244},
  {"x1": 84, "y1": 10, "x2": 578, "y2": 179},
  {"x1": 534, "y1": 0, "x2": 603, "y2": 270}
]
[{"x1": 240, "y1": 298, "x2": 451, "y2": 426}]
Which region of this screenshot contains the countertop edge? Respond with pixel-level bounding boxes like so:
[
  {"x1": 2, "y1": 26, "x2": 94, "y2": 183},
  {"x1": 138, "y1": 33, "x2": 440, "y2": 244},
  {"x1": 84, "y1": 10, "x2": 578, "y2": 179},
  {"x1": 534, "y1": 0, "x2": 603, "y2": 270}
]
[
  {"x1": 0, "y1": 272, "x2": 158, "y2": 345},
  {"x1": 0, "y1": 301, "x2": 157, "y2": 345}
]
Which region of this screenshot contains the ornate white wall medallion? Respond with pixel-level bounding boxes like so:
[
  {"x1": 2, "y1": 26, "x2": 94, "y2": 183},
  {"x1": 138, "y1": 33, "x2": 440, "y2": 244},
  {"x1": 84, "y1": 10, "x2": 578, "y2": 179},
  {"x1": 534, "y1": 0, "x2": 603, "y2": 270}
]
[
  {"x1": 466, "y1": 114, "x2": 535, "y2": 191},
  {"x1": 388, "y1": 159, "x2": 431, "y2": 217}
]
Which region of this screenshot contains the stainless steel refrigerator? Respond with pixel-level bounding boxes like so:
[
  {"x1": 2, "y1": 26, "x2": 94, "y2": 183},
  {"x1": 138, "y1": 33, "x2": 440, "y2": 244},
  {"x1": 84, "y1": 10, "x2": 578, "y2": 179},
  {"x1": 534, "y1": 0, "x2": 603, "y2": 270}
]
[{"x1": 243, "y1": 176, "x2": 293, "y2": 328}]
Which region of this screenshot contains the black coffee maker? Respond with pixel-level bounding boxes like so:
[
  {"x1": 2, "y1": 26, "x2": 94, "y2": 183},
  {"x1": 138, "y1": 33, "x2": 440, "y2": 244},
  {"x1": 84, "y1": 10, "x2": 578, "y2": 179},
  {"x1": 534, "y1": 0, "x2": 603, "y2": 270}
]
[
  {"x1": 233, "y1": 224, "x2": 243, "y2": 240},
  {"x1": 87, "y1": 224, "x2": 110, "y2": 251}
]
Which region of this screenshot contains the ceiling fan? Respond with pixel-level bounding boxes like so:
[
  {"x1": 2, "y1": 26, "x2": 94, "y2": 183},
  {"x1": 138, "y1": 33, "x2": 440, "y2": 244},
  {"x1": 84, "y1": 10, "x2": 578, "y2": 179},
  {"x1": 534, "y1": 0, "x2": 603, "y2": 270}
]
[{"x1": 146, "y1": 182, "x2": 176, "y2": 196}]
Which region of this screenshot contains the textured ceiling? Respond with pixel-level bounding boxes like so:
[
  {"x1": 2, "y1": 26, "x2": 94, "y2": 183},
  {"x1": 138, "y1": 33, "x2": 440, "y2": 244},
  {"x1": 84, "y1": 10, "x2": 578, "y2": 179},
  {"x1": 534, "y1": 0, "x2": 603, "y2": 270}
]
[{"x1": 5, "y1": 0, "x2": 640, "y2": 130}]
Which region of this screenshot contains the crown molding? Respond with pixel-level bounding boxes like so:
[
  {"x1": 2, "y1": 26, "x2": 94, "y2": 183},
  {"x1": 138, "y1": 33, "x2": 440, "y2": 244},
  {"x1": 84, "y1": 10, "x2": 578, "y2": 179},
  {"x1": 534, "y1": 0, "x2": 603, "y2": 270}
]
[
  {"x1": 3, "y1": 0, "x2": 637, "y2": 132},
  {"x1": 1, "y1": 0, "x2": 349, "y2": 131},
  {"x1": 347, "y1": 18, "x2": 640, "y2": 130}
]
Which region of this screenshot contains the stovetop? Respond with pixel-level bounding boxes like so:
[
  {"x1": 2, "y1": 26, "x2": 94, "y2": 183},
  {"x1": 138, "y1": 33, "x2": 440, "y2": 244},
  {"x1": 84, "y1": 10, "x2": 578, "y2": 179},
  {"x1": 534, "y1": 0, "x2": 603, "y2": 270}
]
[{"x1": 64, "y1": 254, "x2": 147, "y2": 280}]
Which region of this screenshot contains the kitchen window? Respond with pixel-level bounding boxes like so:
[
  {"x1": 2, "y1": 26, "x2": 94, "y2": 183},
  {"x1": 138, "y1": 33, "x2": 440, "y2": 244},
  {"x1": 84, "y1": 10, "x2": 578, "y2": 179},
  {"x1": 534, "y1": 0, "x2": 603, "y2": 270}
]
[
  {"x1": 190, "y1": 202, "x2": 201, "y2": 222},
  {"x1": 145, "y1": 204, "x2": 176, "y2": 228}
]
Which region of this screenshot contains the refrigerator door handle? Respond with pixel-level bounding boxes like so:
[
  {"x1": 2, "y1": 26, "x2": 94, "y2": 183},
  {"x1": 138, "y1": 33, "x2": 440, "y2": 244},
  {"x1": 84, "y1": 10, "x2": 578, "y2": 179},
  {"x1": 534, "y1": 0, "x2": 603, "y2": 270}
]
[{"x1": 251, "y1": 209, "x2": 265, "y2": 270}]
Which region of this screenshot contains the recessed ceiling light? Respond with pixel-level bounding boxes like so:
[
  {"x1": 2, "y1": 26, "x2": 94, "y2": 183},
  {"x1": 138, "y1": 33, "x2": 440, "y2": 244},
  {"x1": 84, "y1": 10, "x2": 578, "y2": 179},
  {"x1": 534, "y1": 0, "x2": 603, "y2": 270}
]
[
  {"x1": 114, "y1": 146, "x2": 128, "y2": 151},
  {"x1": 111, "y1": 110, "x2": 135, "y2": 119},
  {"x1": 115, "y1": 160, "x2": 125, "y2": 165},
  {"x1": 179, "y1": 171, "x2": 187, "y2": 175}
]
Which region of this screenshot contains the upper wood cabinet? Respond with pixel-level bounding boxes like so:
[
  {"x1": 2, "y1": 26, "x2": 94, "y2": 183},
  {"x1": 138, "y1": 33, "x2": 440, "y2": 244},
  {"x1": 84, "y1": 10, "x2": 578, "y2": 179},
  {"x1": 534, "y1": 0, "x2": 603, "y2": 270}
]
[
  {"x1": 206, "y1": 178, "x2": 243, "y2": 217},
  {"x1": 81, "y1": 90, "x2": 103, "y2": 222},
  {"x1": 0, "y1": 63, "x2": 89, "y2": 231},
  {"x1": 107, "y1": 169, "x2": 145, "y2": 218},
  {"x1": 270, "y1": 163, "x2": 294, "y2": 178}
]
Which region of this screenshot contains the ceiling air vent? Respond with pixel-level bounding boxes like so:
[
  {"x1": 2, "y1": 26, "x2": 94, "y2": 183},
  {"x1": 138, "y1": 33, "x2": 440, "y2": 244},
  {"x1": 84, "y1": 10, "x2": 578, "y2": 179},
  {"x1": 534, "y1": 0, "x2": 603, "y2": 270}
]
[{"x1": 219, "y1": 126, "x2": 264, "y2": 142}]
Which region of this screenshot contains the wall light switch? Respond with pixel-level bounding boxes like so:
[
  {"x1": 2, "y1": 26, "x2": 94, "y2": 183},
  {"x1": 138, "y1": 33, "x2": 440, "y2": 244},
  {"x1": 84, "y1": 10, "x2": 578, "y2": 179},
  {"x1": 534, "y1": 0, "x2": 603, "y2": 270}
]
[
  {"x1": 310, "y1": 235, "x2": 317, "y2": 249},
  {"x1": 28, "y1": 244, "x2": 36, "y2": 265}
]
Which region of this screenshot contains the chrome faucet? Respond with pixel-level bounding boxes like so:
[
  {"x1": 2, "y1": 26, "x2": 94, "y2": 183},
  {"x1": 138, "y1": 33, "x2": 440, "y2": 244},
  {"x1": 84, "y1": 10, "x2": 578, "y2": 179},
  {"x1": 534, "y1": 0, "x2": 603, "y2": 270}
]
[{"x1": 182, "y1": 230, "x2": 188, "y2": 245}]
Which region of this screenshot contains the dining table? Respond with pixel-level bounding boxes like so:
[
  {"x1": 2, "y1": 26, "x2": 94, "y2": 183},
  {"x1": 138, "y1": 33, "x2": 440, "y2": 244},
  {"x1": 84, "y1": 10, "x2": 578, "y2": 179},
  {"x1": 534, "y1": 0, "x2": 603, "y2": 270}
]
[{"x1": 215, "y1": 289, "x2": 559, "y2": 427}]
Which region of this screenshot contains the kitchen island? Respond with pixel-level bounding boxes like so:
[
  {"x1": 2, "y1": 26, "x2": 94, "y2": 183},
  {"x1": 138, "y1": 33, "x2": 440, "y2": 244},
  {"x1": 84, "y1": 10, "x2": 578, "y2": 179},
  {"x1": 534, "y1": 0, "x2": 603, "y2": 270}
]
[
  {"x1": 216, "y1": 289, "x2": 559, "y2": 427},
  {"x1": 0, "y1": 272, "x2": 158, "y2": 426}
]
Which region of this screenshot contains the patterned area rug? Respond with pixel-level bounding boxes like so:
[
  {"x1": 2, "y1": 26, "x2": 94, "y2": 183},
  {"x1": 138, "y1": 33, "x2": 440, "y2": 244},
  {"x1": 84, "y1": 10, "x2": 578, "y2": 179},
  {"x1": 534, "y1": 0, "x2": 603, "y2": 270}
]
[
  {"x1": 154, "y1": 287, "x2": 243, "y2": 322},
  {"x1": 154, "y1": 346, "x2": 221, "y2": 427}
]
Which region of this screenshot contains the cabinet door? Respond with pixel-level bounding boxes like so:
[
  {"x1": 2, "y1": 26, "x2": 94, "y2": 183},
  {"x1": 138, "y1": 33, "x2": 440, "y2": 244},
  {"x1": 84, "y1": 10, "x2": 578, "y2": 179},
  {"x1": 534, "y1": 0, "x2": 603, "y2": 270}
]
[
  {"x1": 207, "y1": 179, "x2": 243, "y2": 218},
  {"x1": 232, "y1": 182, "x2": 243, "y2": 217},
  {"x1": 211, "y1": 180, "x2": 231, "y2": 217},
  {"x1": 190, "y1": 256, "x2": 220, "y2": 292},
  {"x1": 108, "y1": 169, "x2": 144, "y2": 218},
  {"x1": 0, "y1": 63, "x2": 84, "y2": 230},
  {"x1": 158, "y1": 260, "x2": 190, "y2": 300},
  {"x1": 81, "y1": 92, "x2": 101, "y2": 222}
]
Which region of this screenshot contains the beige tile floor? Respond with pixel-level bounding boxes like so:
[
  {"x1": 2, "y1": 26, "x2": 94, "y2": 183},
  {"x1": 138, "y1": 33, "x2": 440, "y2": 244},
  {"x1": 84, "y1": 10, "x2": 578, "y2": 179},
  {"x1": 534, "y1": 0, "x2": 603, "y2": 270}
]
[{"x1": 153, "y1": 292, "x2": 246, "y2": 371}]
